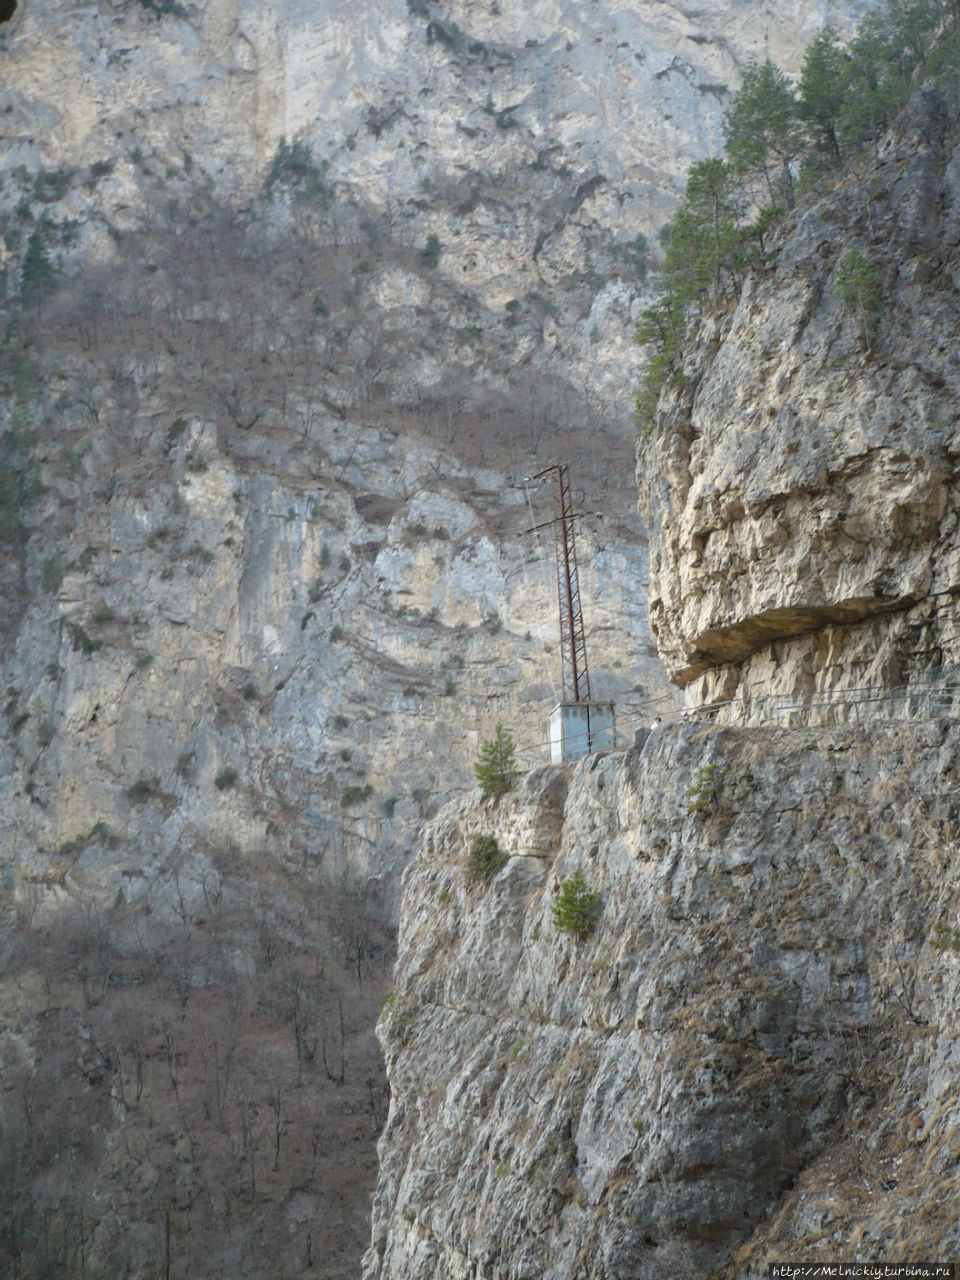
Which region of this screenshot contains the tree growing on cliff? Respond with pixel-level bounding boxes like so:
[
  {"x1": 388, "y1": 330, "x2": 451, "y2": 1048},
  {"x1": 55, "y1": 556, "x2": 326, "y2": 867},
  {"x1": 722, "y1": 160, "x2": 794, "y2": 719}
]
[
  {"x1": 798, "y1": 28, "x2": 850, "y2": 169},
  {"x1": 634, "y1": 0, "x2": 960, "y2": 438},
  {"x1": 20, "y1": 229, "x2": 55, "y2": 305},
  {"x1": 552, "y1": 870, "x2": 599, "y2": 939},
  {"x1": 724, "y1": 60, "x2": 803, "y2": 210},
  {"x1": 633, "y1": 291, "x2": 688, "y2": 434},
  {"x1": 685, "y1": 762, "x2": 723, "y2": 815},
  {"x1": 421, "y1": 233, "x2": 442, "y2": 268},
  {"x1": 464, "y1": 833, "x2": 507, "y2": 885},
  {"x1": 662, "y1": 158, "x2": 746, "y2": 308},
  {"x1": 837, "y1": 246, "x2": 885, "y2": 351},
  {"x1": 474, "y1": 722, "x2": 516, "y2": 798}
]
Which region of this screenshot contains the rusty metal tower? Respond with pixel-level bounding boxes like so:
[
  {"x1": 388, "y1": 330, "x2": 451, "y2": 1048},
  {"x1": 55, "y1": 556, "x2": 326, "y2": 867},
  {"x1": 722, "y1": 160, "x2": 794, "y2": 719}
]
[
  {"x1": 534, "y1": 463, "x2": 591, "y2": 702},
  {"x1": 521, "y1": 463, "x2": 615, "y2": 762},
  {"x1": 522, "y1": 462, "x2": 597, "y2": 702}
]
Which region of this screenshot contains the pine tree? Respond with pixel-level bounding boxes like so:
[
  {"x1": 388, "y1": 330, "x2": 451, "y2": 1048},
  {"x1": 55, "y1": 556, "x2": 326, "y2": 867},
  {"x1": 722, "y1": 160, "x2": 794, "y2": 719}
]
[
  {"x1": 725, "y1": 60, "x2": 803, "y2": 209},
  {"x1": 474, "y1": 722, "x2": 516, "y2": 798},
  {"x1": 887, "y1": 0, "x2": 943, "y2": 74},
  {"x1": 464, "y1": 833, "x2": 507, "y2": 885},
  {"x1": 20, "y1": 230, "x2": 54, "y2": 304},
  {"x1": 663, "y1": 158, "x2": 746, "y2": 307},
  {"x1": 839, "y1": 13, "x2": 907, "y2": 152},
  {"x1": 552, "y1": 870, "x2": 599, "y2": 939},
  {"x1": 633, "y1": 160, "x2": 746, "y2": 432},
  {"x1": 798, "y1": 28, "x2": 850, "y2": 168},
  {"x1": 837, "y1": 247, "x2": 886, "y2": 352},
  {"x1": 634, "y1": 290, "x2": 688, "y2": 432}
]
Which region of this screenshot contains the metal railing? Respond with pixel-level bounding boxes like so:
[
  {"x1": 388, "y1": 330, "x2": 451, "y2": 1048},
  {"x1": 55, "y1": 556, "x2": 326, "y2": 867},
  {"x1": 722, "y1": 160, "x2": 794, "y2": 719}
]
[
  {"x1": 506, "y1": 667, "x2": 960, "y2": 769},
  {"x1": 686, "y1": 665, "x2": 960, "y2": 729}
]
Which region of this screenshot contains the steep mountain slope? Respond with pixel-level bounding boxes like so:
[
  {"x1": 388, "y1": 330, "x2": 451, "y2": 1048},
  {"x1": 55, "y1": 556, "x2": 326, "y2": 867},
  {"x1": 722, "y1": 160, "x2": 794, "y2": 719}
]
[
  {"x1": 366, "y1": 724, "x2": 960, "y2": 1279},
  {"x1": 639, "y1": 84, "x2": 960, "y2": 711},
  {"x1": 0, "y1": 0, "x2": 875, "y2": 1275},
  {"x1": 367, "y1": 80, "x2": 960, "y2": 1280},
  {"x1": 0, "y1": 0, "x2": 878, "y2": 899}
]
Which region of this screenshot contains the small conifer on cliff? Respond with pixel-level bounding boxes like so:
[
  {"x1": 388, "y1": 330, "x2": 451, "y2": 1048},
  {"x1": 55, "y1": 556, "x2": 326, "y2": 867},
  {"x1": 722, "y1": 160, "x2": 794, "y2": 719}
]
[
  {"x1": 464, "y1": 833, "x2": 507, "y2": 886},
  {"x1": 552, "y1": 870, "x2": 599, "y2": 939},
  {"x1": 474, "y1": 722, "x2": 516, "y2": 798}
]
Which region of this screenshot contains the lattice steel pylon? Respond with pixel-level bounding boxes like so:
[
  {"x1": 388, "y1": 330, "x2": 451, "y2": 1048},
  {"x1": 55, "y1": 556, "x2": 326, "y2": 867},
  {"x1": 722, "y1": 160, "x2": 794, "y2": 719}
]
[{"x1": 528, "y1": 463, "x2": 591, "y2": 704}]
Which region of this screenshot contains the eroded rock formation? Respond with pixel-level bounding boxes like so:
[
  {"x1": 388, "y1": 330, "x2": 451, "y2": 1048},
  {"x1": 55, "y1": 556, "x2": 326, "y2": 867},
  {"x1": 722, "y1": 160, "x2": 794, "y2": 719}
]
[
  {"x1": 638, "y1": 86, "x2": 960, "y2": 710},
  {"x1": 0, "y1": 0, "x2": 897, "y2": 1274},
  {"x1": 366, "y1": 724, "x2": 960, "y2": 1277},
  {"x1": 367, "y1": 78, "x2": 960, "y2": 1280}
]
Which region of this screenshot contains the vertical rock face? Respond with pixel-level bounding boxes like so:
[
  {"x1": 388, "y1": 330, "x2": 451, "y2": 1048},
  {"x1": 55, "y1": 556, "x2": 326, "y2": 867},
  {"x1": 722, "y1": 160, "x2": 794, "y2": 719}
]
[
  {"x1": 0, "y1": 0, "x2": 889, "y2": 1275},
  {"x1": 0, "y1": 0, "x2": 874, "y2": 415},
  {"x1": 637, "y1": 86, "x2": 960, "y2": 710},
  {"x1": 366, "y1": 723, "x2": 960, "y2": 1278},
  {"x1": 0, "y1": 0, "x2": 878, "y2": 921},
  {"x1": 0, "y1": 411, "x2": 663, "y2": 927},
  {"x1": 2, "y1": 0, "x2": 866, "y2": 204},
  {"x1": 365, "y1": 76, "x2": 960, "y2": 1280}
]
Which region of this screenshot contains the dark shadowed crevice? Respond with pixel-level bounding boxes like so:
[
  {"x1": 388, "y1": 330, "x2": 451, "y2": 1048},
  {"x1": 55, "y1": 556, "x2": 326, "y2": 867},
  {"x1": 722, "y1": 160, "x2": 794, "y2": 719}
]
[
  {"x1": 675, "y1": 593, "x2": 920, "y2": 686},
  {"x1": 0, "y1": 0, "x2": 16, "y2": 23}
]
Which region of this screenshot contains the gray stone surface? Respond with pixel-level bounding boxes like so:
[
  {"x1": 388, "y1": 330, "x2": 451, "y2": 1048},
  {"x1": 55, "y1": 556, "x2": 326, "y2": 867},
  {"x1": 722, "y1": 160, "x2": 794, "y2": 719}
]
[
  {"x1": 366, "y1": 721, "x2": 960, "y2": 1278},
  {"x1": 638, "y1": 87, "x2": 960, "y2": 707}
]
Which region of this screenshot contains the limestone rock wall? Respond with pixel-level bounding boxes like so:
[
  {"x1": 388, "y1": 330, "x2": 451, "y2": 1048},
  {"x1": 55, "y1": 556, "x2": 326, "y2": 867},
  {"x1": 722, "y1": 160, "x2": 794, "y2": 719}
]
[
  {"x1": 0, "y1": 0, "x2": 879, "y2": 923},
  {"x1": 365, "y1": 80, "x2": 960, "y2": 1279},
  {"x1": 365, "y1": 722, "x2": 960, "y2": 1278},
  {"x1": 2, "y1": 0, "x2": 863, "y2": 211},
  {"x1": 0, "y1": 0, "x2": 872, "y2": 405},
  {"x1": 0, "y1": 1, "x2": 894, "y2": 1273},
  {"x1": 638, "y1": 87, "x2": 960, "y2": 710},
  {"x1": 0, "y1": 412, "x2": 658, "y2": 922}
]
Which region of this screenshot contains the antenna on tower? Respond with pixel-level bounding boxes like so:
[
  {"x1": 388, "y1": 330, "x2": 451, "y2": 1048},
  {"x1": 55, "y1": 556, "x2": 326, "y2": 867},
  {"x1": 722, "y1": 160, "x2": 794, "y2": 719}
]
[{"x1": 520, "y1": 463, "x2": 615, "y2": 762}]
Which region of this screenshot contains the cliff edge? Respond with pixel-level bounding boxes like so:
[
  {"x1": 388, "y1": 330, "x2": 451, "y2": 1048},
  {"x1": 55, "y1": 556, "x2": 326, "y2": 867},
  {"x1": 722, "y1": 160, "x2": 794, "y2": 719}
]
[
  {"x1": 365, "y1": 84, "x2": 960, "y2": 1279},
  {"x1": 365, "y1": 727, "x2": 960, "y2": 1277},
  {"x1": 638, "y1": 86, "x2": 960, "y2": 712}
]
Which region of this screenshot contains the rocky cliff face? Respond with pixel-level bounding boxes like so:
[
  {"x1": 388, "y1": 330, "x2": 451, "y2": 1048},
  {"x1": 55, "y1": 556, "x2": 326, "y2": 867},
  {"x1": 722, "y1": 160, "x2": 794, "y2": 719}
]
[
  {"x1": 638, "y1": 85, "x2": 960, "y2": 712},
  {"x1": 0, "y1": 0, "x2": 884, "y2": 1275},
  {"x1": 366, "y1": 77, "x2": 960, "y2": 1280},
  {"x1": 0, "y1": 0, "x2": 879, "y2": 913},
  {"x1": 365, "y1": 723, "x2": 960, "y2": 1278},
  {"x1": 0, "y1": 407, "x2": 655, "y2": 920},
  {"x1": 1, "y1": 0, "x2": 864, "y2": 423}
]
